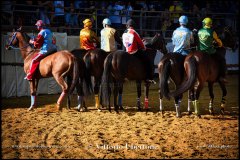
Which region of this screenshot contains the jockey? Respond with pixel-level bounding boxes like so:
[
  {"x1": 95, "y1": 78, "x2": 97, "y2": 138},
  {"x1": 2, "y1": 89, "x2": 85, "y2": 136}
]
[
  {"x1": 122, "y1": 19, "x2": 155, "y2": 84},
  {"x1": 100, "y1": 18, "x2": 122, "y2": 53},
  {"x1": 198, "y1": 17, "x2": 223, "y2": 54},
  {"x1": 79, "y1": 18, "x2": 100, "y2": 50},
  {"x1": 198, "y1": 17, "x2": 227, "y2": 83},
  {"x1": 25, "y1": 20, "x2": 57, "y2": 81},
  {"x1": 172, "y1": 15, "x2": 194, "y2": 55}
]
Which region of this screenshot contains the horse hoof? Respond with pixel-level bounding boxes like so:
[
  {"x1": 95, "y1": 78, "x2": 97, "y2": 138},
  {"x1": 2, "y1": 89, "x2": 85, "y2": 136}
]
[
  {"x1": 119, "y1": 106, "x2": 124, "y2": 110},
  {"x1": 188, "y1": 111, "x2": 192, "y2": 115},
  {"x1": 176, "y1": 114, "x2": 182, "y2": 118},
  {"x1": 28, "y1": 106, "x2": 34, "y2": 111},
  {"x1": 97, "y1": 109, "x2": 102, "y2": 112}
]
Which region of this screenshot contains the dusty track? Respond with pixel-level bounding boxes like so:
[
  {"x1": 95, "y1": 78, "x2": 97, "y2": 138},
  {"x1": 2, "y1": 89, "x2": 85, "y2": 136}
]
[{"x1": 1, "y1": 75, "x2": 239, "y2": 158}]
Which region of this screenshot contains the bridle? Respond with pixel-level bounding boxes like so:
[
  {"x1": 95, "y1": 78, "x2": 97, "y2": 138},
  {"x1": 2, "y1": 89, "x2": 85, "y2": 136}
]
[{"x1": 7, "y1": 31, "x2": 30, "y2": 50}]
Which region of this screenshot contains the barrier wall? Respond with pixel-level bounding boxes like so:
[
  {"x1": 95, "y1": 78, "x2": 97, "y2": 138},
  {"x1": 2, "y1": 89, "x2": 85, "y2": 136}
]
[{"x1": 1, "y1": 33, "x2": 239, "y2": 97}]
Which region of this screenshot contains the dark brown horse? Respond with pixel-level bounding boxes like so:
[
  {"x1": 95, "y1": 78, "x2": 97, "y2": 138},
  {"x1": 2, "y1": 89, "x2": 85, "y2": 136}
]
[
  {"x1": 168, "y1": 26, "x2": 237, "y2": 116},
  {"x1": 5, "y1": 27, "x2": 80, "y2": 111},
  {"x1": 100, "y1": 33, "x2": 168, "y2": 112},
  {"x1": 158, "y1": 29, "x2": 199, "y2": 117},
  {"x1": 67, "y1": 48, "x2": 108, "y2": 111}
]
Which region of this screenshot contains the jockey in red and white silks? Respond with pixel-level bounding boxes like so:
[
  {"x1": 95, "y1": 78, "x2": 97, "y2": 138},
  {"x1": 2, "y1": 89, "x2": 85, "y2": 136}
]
[
  {"x1": 122, "y1": 21, "x2": 146, "y2": 54},
  {"x1": 26, "y1": 20, "x2": 57, "y2": 80}
]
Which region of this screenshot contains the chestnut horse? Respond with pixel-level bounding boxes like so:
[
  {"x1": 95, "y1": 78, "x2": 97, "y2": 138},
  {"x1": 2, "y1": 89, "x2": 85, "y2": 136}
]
[
  {"x1": 5, "y1": 27, "x2": 80, "y2": 111},
  {"x1": 169, "y1": 26, "x2": 237, "y2": 116},
  {"x1": 100, "y1": 33, "x2": 168, "y2": 113},
  {"x1": 158, "y1": 29, "x2": 199, "y2": 117}
]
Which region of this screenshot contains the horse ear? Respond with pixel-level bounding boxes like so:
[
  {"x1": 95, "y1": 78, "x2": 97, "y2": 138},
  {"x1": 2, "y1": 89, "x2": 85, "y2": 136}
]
[{"x1": 17, "y1": 26, "x2": 22, "y2": 31}]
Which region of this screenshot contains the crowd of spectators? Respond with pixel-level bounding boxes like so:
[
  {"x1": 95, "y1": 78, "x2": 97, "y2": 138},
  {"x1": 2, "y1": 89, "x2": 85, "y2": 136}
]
[{"x1": 1, "y1": 0, "x2": 239, "y2": 36}]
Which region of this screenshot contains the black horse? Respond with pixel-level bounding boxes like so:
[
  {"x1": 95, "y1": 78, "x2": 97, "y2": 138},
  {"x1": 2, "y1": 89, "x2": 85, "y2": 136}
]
[
  {"x1": 67, "y1": 48, "x2": 108, "y2": 111},
  {"x1": 168, "y1": 26, "x2": 237, "y2": 116},
  {"x1": 100, "y1": 33, "x2": 168, "y2": 112}
]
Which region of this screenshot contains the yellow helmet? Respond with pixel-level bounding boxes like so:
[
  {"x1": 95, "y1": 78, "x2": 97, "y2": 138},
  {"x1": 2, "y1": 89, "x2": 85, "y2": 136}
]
[
  {"x1": 83, "y1": 19, "x2": 92, "y2": 28},
  {"x1": 202, "y1": 17, "x2": 212, "y2": 28}
]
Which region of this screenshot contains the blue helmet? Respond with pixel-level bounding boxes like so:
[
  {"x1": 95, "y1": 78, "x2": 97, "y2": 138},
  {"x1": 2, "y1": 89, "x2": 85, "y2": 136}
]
[
  {"x1": 103, "y1": 18, "x2": 111, "y2": 25},
  {"x1": 179, "y1": 15, "x2": 188, "y2": 25}
]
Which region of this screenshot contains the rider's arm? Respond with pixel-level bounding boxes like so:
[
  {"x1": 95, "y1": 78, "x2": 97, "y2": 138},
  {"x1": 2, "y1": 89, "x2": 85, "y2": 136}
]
[
  {"x1": 32, "y1": 34, "x2": 44, "y2": 49},
  {"x1": 213, "y1": 31, "x2": 223, "y2": 47},
  {"x1": 134, "y1": 32, "x2": 146, "y2": 50}
]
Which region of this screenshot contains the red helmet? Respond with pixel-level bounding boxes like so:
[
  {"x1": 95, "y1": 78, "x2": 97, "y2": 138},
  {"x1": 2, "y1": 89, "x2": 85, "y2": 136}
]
[{"x1": 35, "y1": 20, "x2": 45, "y2": 27}]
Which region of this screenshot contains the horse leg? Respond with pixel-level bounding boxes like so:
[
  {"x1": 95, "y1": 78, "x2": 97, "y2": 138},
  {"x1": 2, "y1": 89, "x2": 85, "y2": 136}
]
[
  {"x1": 54, "y1": 75, "x2": 68, "y2": 111},
  {"x1": 118, "y1": 82, "x2": 124, "y2": 110},
  {"x1": 28, "y1": 79, "x2": 38, "y2": 111},
  {"x1": 159, "y1": 90, "x2": 163, "y2": 114},
  {"x1": 76, "y1": 80, "x2": 86, "y2": 112},
  {"x1": 194, "y1": 82, "x2": 204, "y2": 117},
  {"x1": 175, "y1": 94, "x2": 182, "y2": 118},
  {"x1": 113, "y1": 81, "x2": 119, "y2": 113},
  {"x1": 136, "y1": 80, "x2": 142, "y2": 111},
  {"x1": 144, "y1": 82, "x2": 150, "y2": 112},
  {"x1": 66, "y1": 76, "x2": 72, "y2": 109},
  {"x1": 218, "y1": 81, "x2": 227, "y2": 115},
  {"x1": 188, "y1": 89, "x2": 194, "y2": 115},
  {"x1": 94, "y1": 78, "x2": 101, "y2": 111},
  {"x1": 208, "y1": 82, "x2": 214, "y2": 115}
]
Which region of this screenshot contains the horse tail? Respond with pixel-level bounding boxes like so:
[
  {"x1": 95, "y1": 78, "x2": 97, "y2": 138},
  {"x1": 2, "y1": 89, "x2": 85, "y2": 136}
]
[
  {"x1": 100, "y1": 53, "x2": 113, "y2": 105},
  {"x1": 159, "y1": 58, "x2": 171, "y2": 100},
  {"x1": 68, "y1": 57, "x2": 80, "y2": 94},
  {"x1": 169, "y1": 56, "x2": 197, "y2": 98},
  {"x1": 82, "y1": 54, "x2": 93, "y2": 96}
]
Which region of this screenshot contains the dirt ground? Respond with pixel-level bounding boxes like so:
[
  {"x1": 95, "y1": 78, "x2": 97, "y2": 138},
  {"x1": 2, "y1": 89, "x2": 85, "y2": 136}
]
[{"x1": 1, "y1": 75, "x2": 239, "y2": 159}]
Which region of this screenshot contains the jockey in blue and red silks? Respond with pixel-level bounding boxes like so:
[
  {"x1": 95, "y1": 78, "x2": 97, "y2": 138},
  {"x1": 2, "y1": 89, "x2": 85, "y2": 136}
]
[{"x1": 25, "y1": 20, "x2": 57, "y2": 81}]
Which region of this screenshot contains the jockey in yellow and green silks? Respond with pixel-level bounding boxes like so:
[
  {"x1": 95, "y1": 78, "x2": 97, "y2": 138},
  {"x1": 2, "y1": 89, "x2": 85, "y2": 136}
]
[
  {"x1": 198, "y1": 17, "x2": 227, "y2": 83},
  {"x1": 198, "y1": 17, "x2": 223, "y2": 54}
]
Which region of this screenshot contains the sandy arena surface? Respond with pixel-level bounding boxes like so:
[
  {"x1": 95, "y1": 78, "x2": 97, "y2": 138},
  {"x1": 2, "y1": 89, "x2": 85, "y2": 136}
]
[{"x1": 1, "y1": 105, "x2": 238, "y2": 159}]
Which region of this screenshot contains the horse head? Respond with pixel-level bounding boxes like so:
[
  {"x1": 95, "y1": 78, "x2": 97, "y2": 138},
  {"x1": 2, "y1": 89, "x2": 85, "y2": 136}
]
[
  {"x1": 5, "y1": 27, "x2": 31, "y2": 50},
  {"x1": 216, "y1": 26, "x2": 238, "y2": 52},
  {"x1": 151, "y1": 33, "x2": 168, "y2": 55},
  {"x1": 222, "y1": 26, "x2": 238, "y2": 51},
  {"x1": 191, "y1": 29, "x2": 199, "y2": 50}
]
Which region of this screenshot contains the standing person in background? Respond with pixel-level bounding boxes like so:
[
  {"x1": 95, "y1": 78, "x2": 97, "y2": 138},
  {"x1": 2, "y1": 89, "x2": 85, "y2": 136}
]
[{"x1": 100, "y1": 18, "x2": 122, "y2": 53}]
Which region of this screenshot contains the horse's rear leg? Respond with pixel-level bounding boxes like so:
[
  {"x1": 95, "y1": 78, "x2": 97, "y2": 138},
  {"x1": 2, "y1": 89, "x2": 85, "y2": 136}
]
[
  {"x1": 218, "y1": 81, "x2": 227, "y2": 115},
  {"x1": 94, "y1": 79, "x2": 101, "y2": 111},
  {"x1": 54, "y1": 75, "x2": 68, "y2": 111},
  {"x1": 118, "y1": 82, "x2": 124, "y2": 110},
  {"x1": 136, "y1": 81, "x2": 142, "y2": 111},
  {"x1": 66, "y1": 76, "x2": 72, "y2": 109},
  {"x1": 194, "y1": 82, "x2": 204, "y2": 117},
  {"x1": 159, "y1": 90, "x2": 163, "y2": 114},
  {"x1": 144, "y1": 82, "x2": 150, "y2": 112},
  {"x1": 76, "y1": 81, "x2": 87, "y2": 112},
  {"x1": 113, "y1": 82, "x2": 120, "y2": 113},
  {"x1": 187, "y1": 90, "x2": 194, "y2": 115},
  {"x1": 28, "y1": 80, "x2": 39, "y2": 111},
  {"x1": 208, "y1": 82, "x2": 215, "y2": 115},
  {"x1": 174, "y1": 94, "x2": 182, "y2": 118}
]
